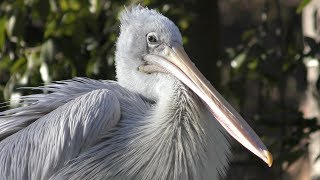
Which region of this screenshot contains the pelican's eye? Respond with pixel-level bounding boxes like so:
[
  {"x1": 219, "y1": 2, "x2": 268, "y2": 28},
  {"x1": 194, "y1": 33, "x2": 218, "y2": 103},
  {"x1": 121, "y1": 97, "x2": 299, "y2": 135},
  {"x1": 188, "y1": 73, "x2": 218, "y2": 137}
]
[
  {"x1": 147, "y1": 32, "x2": 158, "y2": 44},
  {"x1": 148, "y1": 35, "x2": 157, "y2": 43}
]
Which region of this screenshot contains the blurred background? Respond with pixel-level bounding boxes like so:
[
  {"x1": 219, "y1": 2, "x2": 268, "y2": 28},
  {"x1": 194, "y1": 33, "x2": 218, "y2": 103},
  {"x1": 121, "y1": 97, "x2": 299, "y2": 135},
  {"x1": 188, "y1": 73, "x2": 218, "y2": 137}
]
[{"x1": 0, "y1": 0, "x2": 319, "y2": 179}]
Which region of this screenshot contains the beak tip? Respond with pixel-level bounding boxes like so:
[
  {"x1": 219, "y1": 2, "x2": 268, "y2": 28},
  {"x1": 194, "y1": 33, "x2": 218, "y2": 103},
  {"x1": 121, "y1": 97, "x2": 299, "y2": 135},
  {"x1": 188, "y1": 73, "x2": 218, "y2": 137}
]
[{"x1": 264, "y1": 150, "x2": 273, "y2": 167}]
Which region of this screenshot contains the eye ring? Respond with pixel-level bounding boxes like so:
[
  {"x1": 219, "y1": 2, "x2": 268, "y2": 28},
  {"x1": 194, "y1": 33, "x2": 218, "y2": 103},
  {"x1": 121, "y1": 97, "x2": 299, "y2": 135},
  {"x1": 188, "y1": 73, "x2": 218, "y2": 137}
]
[{"x1": 146, "y1": 32, "x2": 158, "y2": 44}]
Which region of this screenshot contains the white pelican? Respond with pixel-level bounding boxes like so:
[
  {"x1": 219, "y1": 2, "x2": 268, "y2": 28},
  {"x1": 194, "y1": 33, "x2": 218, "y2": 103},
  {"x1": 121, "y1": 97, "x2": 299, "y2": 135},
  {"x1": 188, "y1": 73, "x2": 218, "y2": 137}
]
[{"x1": 0, "y1": 5, "x2": 272, "y2": 180}]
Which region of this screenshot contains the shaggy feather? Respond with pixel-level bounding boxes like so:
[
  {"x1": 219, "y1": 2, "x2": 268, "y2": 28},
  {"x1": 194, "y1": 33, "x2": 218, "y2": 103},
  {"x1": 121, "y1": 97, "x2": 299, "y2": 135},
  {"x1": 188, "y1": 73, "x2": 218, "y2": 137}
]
[
  {"x1": 0, "y1": 82, "x2": 124, "y2": 179},
  {"x1": 48, "y1": 80, "x2": 230, "y2": 180}
]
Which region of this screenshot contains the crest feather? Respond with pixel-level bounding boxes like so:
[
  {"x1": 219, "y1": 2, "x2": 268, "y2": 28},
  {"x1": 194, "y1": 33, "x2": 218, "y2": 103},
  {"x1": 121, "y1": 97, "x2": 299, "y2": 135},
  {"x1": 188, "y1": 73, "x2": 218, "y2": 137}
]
[{"x1": 119, "y1": 5, "x2": 162, "y2": 28}]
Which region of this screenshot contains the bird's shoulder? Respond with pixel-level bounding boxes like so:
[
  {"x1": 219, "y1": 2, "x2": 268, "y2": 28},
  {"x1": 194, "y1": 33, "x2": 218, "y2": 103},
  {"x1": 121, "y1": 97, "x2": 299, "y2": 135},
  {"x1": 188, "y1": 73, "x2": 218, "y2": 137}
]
[
  {"x1": 0, "y1": 77, "x2": 149, "y2": 140},
  {"x1": 0, "y1": 86, "x2": 124, "y2": 179}
]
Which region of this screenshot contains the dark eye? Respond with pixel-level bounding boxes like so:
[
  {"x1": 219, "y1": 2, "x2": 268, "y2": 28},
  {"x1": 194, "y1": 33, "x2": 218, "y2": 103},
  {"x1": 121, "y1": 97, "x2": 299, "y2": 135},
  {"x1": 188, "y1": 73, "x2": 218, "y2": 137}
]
[
  {"x1": 147, "y1": 33, "x2": 158, "y2": 44},
  {"x1": 148, "y1": 35, "x2": 157, "y2": 43}
]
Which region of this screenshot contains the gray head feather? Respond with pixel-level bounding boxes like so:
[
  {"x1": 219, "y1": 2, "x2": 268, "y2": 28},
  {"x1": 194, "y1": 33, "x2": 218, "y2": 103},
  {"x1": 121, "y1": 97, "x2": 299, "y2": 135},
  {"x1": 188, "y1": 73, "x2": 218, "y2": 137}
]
[{"x1": 115, "y1": 6, "x2": 182, "y2": 101}]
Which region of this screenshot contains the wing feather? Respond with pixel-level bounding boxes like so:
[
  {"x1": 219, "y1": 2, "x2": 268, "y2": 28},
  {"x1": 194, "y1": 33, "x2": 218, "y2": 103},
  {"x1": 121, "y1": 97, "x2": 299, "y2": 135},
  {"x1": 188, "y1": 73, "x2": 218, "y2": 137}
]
[
  {"x1": 0, "y1": 88, "x2": 121, "y2": 180},
  {"x1": 0, "y1": 78, "x2": 117, "y2": 139}
]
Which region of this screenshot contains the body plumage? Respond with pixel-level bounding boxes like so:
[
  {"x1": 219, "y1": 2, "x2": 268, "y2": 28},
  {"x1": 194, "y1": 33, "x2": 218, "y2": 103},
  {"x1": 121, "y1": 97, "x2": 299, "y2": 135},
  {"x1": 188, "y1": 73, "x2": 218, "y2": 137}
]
[{"x1": 0, "y1": 78, "x2": 229, "y2": 180}]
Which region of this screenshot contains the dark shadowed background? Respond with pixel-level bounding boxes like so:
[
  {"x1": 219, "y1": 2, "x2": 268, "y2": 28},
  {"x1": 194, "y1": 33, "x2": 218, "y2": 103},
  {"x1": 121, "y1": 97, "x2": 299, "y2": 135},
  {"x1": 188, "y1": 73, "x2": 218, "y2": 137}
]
[{"x1": 0, "y1": 0, "x2": 319, "y2": 179}]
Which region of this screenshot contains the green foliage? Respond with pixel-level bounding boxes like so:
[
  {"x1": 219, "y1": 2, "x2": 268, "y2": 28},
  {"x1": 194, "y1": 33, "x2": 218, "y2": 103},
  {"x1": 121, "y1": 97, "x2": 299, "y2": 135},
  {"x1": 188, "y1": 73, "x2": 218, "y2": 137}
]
[{"x1": 0, "y1": 0, "x2": 125, "y2": 103}]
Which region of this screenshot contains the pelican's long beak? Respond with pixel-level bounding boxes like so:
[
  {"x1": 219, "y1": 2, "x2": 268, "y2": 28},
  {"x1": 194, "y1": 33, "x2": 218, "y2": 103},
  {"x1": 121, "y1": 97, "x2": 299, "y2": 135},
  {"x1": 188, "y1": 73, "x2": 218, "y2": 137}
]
[{"x1": 143, "y1": 42, "x2": 273, "y2": 167}]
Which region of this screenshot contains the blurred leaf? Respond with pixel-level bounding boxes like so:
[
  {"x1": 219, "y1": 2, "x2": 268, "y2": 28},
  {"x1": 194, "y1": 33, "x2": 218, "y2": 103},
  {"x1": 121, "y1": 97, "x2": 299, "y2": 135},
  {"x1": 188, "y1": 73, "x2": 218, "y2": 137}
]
[
  {"x1": 44, "y1": 20, "x2": 57, "y2": 38},
  {"x1": 6, "y1": 12, "x2": 27, "y2": 40},
  {"x1": 40, "y1": 39, "x2": 55, "y2": 63},
  {"x1": 62, "y1": 12, "x2": 76, "y2": 25},
  {"x1": 231, "y1": 52, "x2": 246, "y2": 69},
  {"x1": 0, "y1": 56, "x2": 11, "y2": 70},
  {"x1": 178, "y1": 19, "x2": 189, "y2": 30},
  {"x1": 10, "y1": 57, "x2": 27, "y2": 74},
  {"x1": 247, "y1": 59, "x2": 258, "y2": 70},
  {"x1": 59, "y1": 0, "x2": 81, "y2": 11},
  {"x1": 0, "y1": 17, "x2": 6, "y2": 50},
  {"x1": 241, "y1": 29, "x2": 255, "y2": 41},
  {"x1": 296, "y1": 0, "x2": 311, "y2": 13}
]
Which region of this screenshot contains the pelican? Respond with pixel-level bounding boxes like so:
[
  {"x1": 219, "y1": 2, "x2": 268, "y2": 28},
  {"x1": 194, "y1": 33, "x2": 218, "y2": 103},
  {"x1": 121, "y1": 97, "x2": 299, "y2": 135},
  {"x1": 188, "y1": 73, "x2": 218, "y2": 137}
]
[{"x1": 0, "y1": 6, "x2": 272, "y2": 180}]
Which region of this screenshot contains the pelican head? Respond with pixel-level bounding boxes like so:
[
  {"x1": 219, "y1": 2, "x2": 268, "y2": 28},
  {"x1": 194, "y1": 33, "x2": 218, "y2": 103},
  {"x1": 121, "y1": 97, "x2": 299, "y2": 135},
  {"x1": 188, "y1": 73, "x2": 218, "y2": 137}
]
[
  {"x1": 115, "y1": 6, "x2": 183, "y2": 100},
  {"x1": 115, "y1": 5, "x2": 272, "y2": 167}
]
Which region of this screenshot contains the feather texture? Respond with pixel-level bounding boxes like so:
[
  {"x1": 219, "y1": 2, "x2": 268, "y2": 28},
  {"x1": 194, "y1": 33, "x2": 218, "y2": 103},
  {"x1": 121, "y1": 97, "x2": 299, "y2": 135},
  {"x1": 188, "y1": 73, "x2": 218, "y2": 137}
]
[
  {"x1": 48, "y1": 80, "x2": 230, "y2": 180},
  {"x1": 0, "y1": 81, "x2": 123, "y2": 179},
  {"x1": 0, "y1": 78, "x2": 230, "y2": 180},
  {"x1": 0, "y1": 5, "x2": 234, "y2": 180}
]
